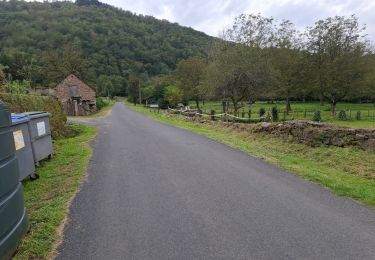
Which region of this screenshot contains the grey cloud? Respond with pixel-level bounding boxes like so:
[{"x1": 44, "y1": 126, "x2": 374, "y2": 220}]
[{"x1": 103, "y1": 0, "x2": 375, "y2": 41}]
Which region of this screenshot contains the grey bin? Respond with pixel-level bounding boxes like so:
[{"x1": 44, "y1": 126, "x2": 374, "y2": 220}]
[
  {"x1": 0, "y1": 101, "x2": 28, "y2": 260},
  {"x1": 11, "y1": 114, "x2": 37, "y2": 181},
  {"x1": 22, "y1": 112, "x2": 53, "y2": 165}
]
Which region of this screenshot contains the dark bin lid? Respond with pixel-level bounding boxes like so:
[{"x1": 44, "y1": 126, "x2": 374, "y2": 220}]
[{"x1": 0, "y1": 100, "x2": 11, "y2": 128}]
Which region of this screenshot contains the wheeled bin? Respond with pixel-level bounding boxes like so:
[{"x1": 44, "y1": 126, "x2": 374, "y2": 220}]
[
  {"x1": 22, "y1": 112, "x2": 53, "y2": 165},
  {"x1": 10, "y1": 114, "x2": 37, "y2": 181},
  {"x1": 0, "y1": 101, "x2": 28, "y2": 260}
]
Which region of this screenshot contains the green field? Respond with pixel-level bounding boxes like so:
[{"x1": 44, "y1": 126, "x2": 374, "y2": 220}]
[{"x1": 189, "y1": 101, "x2": 375, "y2": 128}]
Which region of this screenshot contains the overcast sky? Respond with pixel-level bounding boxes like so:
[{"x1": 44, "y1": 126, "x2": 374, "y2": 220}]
[{"x1": 101, "y1": 0, "x2": 375, "y2": 41}]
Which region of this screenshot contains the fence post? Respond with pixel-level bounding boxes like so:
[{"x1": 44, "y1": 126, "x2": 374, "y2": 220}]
[
  {"x1": 211, "y1": 110, "x2": 215, "y2": 121},
  {"x1": 304, "y1": 109, "x2": 307, "y2": 119}
]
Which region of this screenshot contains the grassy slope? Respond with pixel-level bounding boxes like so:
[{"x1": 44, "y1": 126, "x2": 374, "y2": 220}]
[
  {"x1": 126, "y1": 101, "x2": 375, "y2": 208},
  {"x1": 193, "y1": 101, "x2": 375, "y2": 128},
  {"x1": 13, "y1": 124, "x2": 97, "y2": 260}
]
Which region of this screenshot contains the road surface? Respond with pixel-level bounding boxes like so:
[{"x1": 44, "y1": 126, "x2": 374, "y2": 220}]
[{"x1": 57, "y1": 103, "x2": 375, "y2": 260}]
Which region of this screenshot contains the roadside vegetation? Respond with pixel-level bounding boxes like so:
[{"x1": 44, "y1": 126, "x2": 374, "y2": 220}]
[
  {"x1": 13, "y1": 123, "x2": 97, "y2": 260},
  {"x1": 126, "y1": 101, "x2": 375, "y2": 208},
  {"x1": 188, "y1": 101, "x2": 375, "y2": 129}
]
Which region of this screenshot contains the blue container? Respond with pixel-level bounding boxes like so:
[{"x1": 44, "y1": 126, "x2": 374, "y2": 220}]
[{"x1": 11, "y1": 114, "x2": 37, "y2": 181}]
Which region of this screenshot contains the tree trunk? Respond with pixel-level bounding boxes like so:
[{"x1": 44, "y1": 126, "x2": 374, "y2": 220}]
[
  {"x1": 233, "y1": 101, "x2": 238, "y2": 121},
  {"x1": 286, "y1": 97, "x2": 292, "y2": 115},
  {"x1": 331, "y1": 101, "x2": 337, "y2": 116},
  {"x1": 195, "y1": 99, "x2": 200, "y2": 112}
]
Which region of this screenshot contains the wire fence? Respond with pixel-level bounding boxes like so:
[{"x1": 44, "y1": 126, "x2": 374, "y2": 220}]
[{"x1": 158, "y1": 107, "x2": 375, "y2": 123}]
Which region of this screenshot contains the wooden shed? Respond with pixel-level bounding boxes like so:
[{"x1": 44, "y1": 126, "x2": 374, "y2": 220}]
[{"x1": 54, "y1": 74, "x2": 96, "y2": 116}]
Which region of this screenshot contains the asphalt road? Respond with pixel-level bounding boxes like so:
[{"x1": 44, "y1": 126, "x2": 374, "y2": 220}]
[{"x1": 57, "y1": 103, "x2": 375, "y2": 260}]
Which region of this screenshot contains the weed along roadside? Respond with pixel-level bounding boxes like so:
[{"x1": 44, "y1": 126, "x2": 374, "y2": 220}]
[
  {"x1": 12, "y1": 123, "x2": 97, "y2": 260},
  {"x1": 125, "y1": 101, "x2": 375, "y2": 208},
  {"x1": 0, "y1": 99, "x2": 98, "y2": 259}
]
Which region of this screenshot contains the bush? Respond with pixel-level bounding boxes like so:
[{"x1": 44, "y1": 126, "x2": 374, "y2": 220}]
[
  {"x1": 271, "y1": 106, "x2": 278, "y2": 122},
  {"x1": 259, "y1": 107, "x2": 266, "y2": 117},
  {"x1": 338, "y1": 110, "x2": 347, "y2": 121},
  {"x1": 355, "y1": 111, "x2": 361, "y2": 120},
  {"x1": 312, "y1": 110, "x2": 322, "y2": 122},
  {"x1": 0, "y1": 93, "x2": 67, "y2": 138},
  {"x1": 96, "y1": 97, "x2": 109, "y2": 110}
]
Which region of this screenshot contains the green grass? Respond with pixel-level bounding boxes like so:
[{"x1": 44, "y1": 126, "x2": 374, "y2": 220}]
[
  {"x1": 192, "y1": 101, "x2": 375, "y2": 128},
  {"x1": 13, "y1": 123, "x2": 97, "y2": 260},
  {"x1": 126, "y1": 100, "x2": 375, "y2": 208}
]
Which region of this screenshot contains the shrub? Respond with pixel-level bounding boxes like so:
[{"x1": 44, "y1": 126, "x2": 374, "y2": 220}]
[
  {"x1": 271, "y1": 106, "x2": 278, "y2": 122},
  {"x1": 355, "y1": 111, "x2": 361, "y2": 120},
  {"x1": 0, "y1": 93, "x2": 67, "y2": 138},
  {"x1": 259, "y1": 107, "x2": 266, "y2": 117},
  {"x1": 96, "y1": 97, "x2": 109, "y2": 110},
  {"x1": 312, "y1": 110, "x2": 322, "y2": 122},
  {"x1": 264, "y1": 111, "x2": 272, "y2": 122},
  {"x1": 338, "y1": 110, "x2": 347, "y2": 121}
]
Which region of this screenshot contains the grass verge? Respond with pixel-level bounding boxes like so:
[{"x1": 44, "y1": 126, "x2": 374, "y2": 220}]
[
  {"x1": 125, "y1": 101, "x2": 375, "y2": 208},
  {"x1": 13, "y1": 123, "x2": 97, "y2": 260}
]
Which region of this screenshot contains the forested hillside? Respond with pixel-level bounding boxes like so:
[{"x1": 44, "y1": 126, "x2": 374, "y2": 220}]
[{"x1": 0, "y1": 0, "x2": 212, "y2": 95}]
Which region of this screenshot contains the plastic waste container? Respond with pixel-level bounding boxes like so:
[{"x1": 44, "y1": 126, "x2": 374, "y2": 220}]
[
  {"x1": 10, "y1": 114, "x2": 37, "y2": 181},
  {"x1": 22, "y1": 112, "x2": 53, "y2": 165},
  {"x1": 0, "y1": 101, "x2": 28, "y2": 260}
]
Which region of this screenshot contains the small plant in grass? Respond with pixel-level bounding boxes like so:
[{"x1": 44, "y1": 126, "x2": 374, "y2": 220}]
[
  {"x1": 312, "y1": 110, "x2": 322, "y2": 122},
  {"x1": 264, "y1": 111, "x2": 272, "y2": 122},
  {"x1": 338, "y1": 110, "x2": 347, "y2": 121},
  {"x1": 355, "y1": 111, "x2": 361, "y2": 120},
  {"x1": 271, "y1": 106, "x2": 278, "y2": 122},
  {"x1": 259, "y1": 107, "x2": 266, "y2": 118}
]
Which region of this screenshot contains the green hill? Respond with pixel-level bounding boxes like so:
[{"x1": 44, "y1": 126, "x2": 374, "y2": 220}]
[{"x1": 0, "y1": 0, "x2": 213, "y2": 95}]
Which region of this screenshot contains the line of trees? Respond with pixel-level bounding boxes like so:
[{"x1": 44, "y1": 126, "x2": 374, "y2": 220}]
[{"x1": 129, "y1": 14, "x2": 375, "y2": 115}]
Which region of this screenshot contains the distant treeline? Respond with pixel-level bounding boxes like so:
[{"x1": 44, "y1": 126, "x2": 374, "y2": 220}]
[
  {"x1": 128, "y1": 14, "x2": 375, "y2": 115},
  {"x1": 0, "y1": 0, "x2": 212, "y2": 95}
]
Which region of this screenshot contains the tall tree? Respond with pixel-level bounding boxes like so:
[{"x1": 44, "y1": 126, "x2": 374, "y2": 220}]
[
  {"x1": 306, "y1": 15, "x2": 370, "y2": 114},
  {"x1": 174, "y1": 57, "x2": 207, "y2": 111},
  {"x1": 269, "y1": 20, "x2": 303, "y2": 114},
  {"x1": 207, "y1": 41, "x2": 271, "y2": 115}
]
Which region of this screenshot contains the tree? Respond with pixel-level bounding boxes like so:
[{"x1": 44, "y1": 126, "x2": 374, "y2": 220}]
[
  {"x1": 269, "y1": 20, "x2": 303, "y2": 114},
  {"x1": 226, "y1": 13, "x2": 275, "y2": 48},
  {"x1": 127, "y1": 72, "x2": 141, "y2": 105},
  {"x1": 174, "y1": 57, "x2": 207, "y2": 111},
  {"x1": 207, "y1": 41, "x2": 271, "y2": 115},
  {"x1": 41, "y1": 45, "x2": 88, "y2": 88},
  {"x1": 306, "y1": 15, "x2": 370, "y2": 114},
  {"x1": 164, "y1": 85, "x2": 183, "y2": 108}
]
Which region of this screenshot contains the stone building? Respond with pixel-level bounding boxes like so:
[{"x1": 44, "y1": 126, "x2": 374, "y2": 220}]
[{"x1": 54, "y1": 74, "x2": 96, "y2": 116}]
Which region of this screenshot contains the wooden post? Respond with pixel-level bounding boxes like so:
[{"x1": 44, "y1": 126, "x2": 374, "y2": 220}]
[{"x1": 211, "y1": 110, "x2": 215, "y2": 121}]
